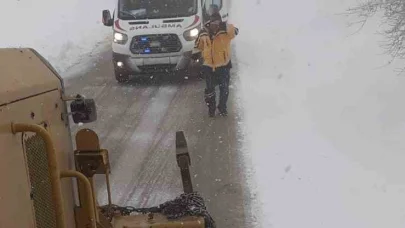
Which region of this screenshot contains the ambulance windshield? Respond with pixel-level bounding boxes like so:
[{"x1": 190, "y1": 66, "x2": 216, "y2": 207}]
[{"x1": 118, "y1": 0, "x2": 198, "y2": 20}]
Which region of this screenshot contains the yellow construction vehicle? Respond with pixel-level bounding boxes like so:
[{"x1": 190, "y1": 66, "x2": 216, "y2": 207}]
[{"x1": 0, "y1": 48, "x2": 213, "y2": 228}]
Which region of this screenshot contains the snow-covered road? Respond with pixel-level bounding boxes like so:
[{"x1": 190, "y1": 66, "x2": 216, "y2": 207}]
[{"x1": 65, "y1": 51, "x2": 248, "y2": 227}]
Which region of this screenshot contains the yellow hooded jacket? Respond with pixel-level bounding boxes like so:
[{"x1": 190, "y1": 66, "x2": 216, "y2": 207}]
[{"x1": 194, "y1": 22, "x2": 237, "y2": 71}]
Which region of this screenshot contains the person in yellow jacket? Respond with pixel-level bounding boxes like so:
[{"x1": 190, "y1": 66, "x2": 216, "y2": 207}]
[{"x1": 193, "y1": 12, "x2": 239, "y2": 117}]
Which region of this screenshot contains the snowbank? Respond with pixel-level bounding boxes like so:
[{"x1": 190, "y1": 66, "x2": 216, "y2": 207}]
[
  {"x1": 232, "y1": 0, "x2": 405, "y2": 227},
  {"x1": 0, "y1": 0, "x2": 114, "y2": 75}
]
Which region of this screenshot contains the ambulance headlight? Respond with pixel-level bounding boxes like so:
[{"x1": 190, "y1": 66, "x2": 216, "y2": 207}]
[
  {"x1": 189, "y1": 28, "x2": 199, "y2": 37},
  {"x1": 114, "y1": 31, "x2": 128, "y2": 44},
  {"x1": 183, "y1": 26, "x2": 200, "y2": 41}
]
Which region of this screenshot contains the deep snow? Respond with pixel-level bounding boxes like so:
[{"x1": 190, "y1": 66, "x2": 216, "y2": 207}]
[
  {"x1": 231, "y1": 0, "x2": 405, "y2": 227},
  {"x1": 0, "y1": 0, "x2": 114, "y2": 75},
  {"x1": 3, "y1": 0, "x2": 405, "y2": 227}
]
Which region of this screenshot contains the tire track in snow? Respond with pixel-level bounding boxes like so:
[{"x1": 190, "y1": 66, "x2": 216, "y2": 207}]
[
  {"x1": 124, "y1": 129, "x2": 180, "y2": 207},
  {"x1": 95, "y1": 87, "x2": 159, "y2": 167},
  {"x1": 97, "y1": 85, "x2": 180, "y2": 205}
]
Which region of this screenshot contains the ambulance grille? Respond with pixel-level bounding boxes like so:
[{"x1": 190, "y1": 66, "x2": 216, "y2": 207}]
[
  {"x1": 24, "y1": 133, "x2": 57, "y2": 228},
  {"x1": 137, "y1": 64, "x2": 177, "y2": 73},
  {"x1": 130, "y1": 34, "x2": 182, "y2": 54}
]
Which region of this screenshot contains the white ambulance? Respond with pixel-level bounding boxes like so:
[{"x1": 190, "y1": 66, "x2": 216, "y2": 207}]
[{"x1": 102, "y1": 0, "x2": 228, "y2": 82}]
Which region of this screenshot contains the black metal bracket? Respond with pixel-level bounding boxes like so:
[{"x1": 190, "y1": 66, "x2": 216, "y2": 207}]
[
  {"x1": 74, "y1": 149, "x2": 110, "y2": 177},
  {"x1": 175, "y1": 131, "x2": 193, "y2": 193}
]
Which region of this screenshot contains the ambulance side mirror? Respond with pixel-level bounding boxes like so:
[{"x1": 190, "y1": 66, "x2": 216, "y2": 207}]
[{"x1": 102, "y1": 10, "x2": 113, "y2": 26}]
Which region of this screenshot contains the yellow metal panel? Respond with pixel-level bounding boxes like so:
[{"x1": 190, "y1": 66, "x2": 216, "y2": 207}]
[
  {"x1": 0, "y1": 48, "x2": 62, "y2": 106},
  {"x1": 0, "y1": 118, "x2": 35, "y2": 227},
  {"x1": 0, "y1": 90, "x2": 75, "y2": 228}
]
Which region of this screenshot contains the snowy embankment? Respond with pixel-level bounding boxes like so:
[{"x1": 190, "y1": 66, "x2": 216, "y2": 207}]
[
  {"x1": 232, "y1": 0, "x2": 405, "y2": 227},
  {"x1": 0, "y1": 0, "x2": 113, "y2": 76}
]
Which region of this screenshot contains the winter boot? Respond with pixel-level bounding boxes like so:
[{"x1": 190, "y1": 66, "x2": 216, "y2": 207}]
[
  {"x1": 209, "y1": 107, "x2": 216, "y2": 117},
  {"x1": 217, "y1": 106, "x2": 228, "y2": 116},
  {"x1": 205, "y1": 89, "x2": 216, "y2": 117},
  {"x1": 218, "y1": 109, "x2": 228, "y2": 116}
]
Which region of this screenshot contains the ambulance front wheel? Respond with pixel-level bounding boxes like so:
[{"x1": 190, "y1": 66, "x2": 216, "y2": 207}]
[{"x1": 114, "y1": 67, "x2": 130, "y2": 83}]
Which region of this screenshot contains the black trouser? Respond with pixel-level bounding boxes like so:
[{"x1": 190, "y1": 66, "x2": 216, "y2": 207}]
[{"x1": 203, "y1": 65, "x2": 230, "y2": 112}]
